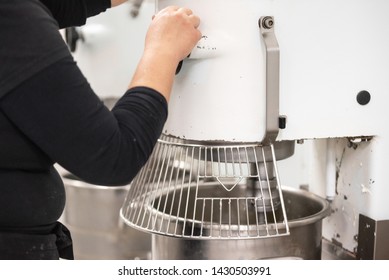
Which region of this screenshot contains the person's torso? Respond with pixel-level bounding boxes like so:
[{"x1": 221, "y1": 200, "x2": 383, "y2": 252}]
[{"x1": 0, "y1": 0, "x2": 68, "y2": 228}]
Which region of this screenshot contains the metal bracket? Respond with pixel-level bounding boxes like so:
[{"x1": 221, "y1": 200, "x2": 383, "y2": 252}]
[
  {"x1": 357, "y1": 214, "x2": 389, "y2": 259},
  {"x1": 259, "y1": 16, "x2": 280, "y2": 145}
]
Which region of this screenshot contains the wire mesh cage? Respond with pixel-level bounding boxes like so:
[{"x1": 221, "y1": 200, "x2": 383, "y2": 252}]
[{"x1": 120, "y1": 134, "x2": 290, "y2": 239}]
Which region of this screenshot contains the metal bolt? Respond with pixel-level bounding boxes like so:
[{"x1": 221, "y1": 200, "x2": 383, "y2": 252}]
[{"x1": 262, "y1": 17, "x2": 274, "y2": 29}]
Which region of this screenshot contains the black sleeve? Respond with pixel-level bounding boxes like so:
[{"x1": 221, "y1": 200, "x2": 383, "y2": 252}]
[
  {"x1": 40, "y1": 0, "x2": 111, "y2": 28},
  {"x1": 0, "y1": 55, "x2": 168, "y2": 186}
]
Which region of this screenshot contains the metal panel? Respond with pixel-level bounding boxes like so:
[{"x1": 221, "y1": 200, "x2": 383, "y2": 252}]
[{"x1": 357, "y1": 214, "x2": 389, "y2": 260}]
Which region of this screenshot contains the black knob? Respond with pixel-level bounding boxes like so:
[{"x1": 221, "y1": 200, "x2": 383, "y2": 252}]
[
  {"x1": 279, "y1": 116, "x2": 287, "y2": 129},
  {"x1": 356, "y1": 90, "x2": 371, "y2": 106}
]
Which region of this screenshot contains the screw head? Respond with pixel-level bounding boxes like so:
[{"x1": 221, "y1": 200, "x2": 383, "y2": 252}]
[{"x1": 262, "y1": 17, "x2": 274, "y2": 29}]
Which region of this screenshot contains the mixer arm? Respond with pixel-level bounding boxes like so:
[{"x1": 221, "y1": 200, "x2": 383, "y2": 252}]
[{"x1": 259, "y1": 16, "x2": 281, "y2": 145}]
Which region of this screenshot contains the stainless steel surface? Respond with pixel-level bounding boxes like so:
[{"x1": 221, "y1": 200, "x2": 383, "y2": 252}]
[
  {"x1": 121, "y1": 134, "x2": 291, "y2": 239},
  {"x1": 259, "y1": 16, "x2": 280, "y2": 145},
  {"x1": 62, "y1": 174, "x2": 151, "y2": 260},
  {"x1": 151, "y1": 186, "x2": 330, "y2": 260},
  {"x1": 247, "y1": 175, "x2": 280, "y2": 212}
]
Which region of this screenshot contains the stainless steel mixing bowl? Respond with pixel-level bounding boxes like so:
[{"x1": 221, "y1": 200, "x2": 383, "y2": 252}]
[
  {"x1": 151, "y1": 185, "x2": 330, "y2": 260},
  {"x1": 62, "y1": 173, "x2": 151, "y2": 260}
]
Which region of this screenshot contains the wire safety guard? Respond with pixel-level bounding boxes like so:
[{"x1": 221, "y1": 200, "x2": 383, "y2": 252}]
[{"x1": 120, "y1": 135, "x2": 290, "y2": 239}]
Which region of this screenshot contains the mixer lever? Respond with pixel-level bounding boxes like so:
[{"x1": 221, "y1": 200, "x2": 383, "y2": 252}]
[{"x1": 259, "y1": 16, "x2": 281, "y2": 145}]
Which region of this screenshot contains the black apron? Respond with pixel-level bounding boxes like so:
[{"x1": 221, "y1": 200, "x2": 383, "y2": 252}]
[{"x1": 0, "y1": 222, "x2": 74, "y2": 260}]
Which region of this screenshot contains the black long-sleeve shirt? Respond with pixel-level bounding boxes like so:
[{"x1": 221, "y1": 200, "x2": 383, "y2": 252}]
[{"x1": 0, "y1": 0, "x2": 168, "y2": 228}]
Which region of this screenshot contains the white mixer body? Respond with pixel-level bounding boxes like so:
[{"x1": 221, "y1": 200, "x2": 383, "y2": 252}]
[{"x1": 159, "y1": 0, "x2": 389, "y2": 142}]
